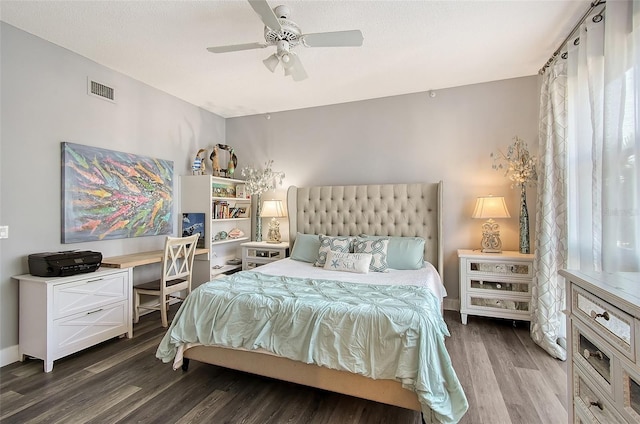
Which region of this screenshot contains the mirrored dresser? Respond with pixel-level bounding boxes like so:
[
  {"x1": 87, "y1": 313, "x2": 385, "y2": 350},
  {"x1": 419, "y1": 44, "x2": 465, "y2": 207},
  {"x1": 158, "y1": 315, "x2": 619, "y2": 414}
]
[{"x1": 560, "y1": 269, "x2": 640, "y2": 423}]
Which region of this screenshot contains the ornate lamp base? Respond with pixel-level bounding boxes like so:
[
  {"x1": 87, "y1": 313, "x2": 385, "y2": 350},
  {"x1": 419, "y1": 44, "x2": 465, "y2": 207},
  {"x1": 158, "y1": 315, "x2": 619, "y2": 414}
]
[
  {"x1": 480, "y1": 219, "x2": 503, "y2": 253},
  {"x1": 266, "y1": 217, "x2": 281, "y2": 243}
]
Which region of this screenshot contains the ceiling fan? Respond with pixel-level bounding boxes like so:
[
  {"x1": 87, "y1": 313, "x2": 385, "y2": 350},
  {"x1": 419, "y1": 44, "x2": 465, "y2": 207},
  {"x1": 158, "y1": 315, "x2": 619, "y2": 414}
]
[{"x1": 206, "y1": 0, "x2": 364, "y2": 81}]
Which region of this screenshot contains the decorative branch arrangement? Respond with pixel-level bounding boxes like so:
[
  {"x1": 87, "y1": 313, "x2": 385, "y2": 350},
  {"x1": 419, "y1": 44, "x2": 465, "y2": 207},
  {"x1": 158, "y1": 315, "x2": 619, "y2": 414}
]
[
  {"x1": 491, "y1": 136, "x2": 538, "y2": 254},
  {"x1": 240, "y1": 160, "x2": 285, "y2": 242},
  {"x1": 491, "y1": 136, "x2": 538, "y2": 188},
  {"x1": 240, "y1": 160, "x2": 285, "y2": 195}
]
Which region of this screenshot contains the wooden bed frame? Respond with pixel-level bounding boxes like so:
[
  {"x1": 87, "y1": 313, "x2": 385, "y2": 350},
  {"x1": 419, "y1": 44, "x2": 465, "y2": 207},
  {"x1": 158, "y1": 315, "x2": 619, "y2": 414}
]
[{"x1": 182, "y1": 182, "x2": 444, "y2": 422}]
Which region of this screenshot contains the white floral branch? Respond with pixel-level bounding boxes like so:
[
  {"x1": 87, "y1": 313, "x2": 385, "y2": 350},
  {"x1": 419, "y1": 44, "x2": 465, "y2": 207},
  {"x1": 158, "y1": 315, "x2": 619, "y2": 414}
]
[
  {"x1": 240, "y1": 160, "x2": 285, "y2": 195},
  {"x1": 491, "y1": 136, "x2": 538, "y2": 188}
]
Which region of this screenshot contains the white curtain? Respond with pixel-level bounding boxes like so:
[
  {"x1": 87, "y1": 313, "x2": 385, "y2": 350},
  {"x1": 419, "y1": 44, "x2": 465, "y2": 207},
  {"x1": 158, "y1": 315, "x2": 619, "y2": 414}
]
[
  {"x1": 566, "y1": 1, "x2": 639, "y2": 272},
  {"x1": 532, "y1": 59, "x2": 568, "y2": 360},
  {"x1": 532, "y1": 0, "x2": 639, "y2": 359}
]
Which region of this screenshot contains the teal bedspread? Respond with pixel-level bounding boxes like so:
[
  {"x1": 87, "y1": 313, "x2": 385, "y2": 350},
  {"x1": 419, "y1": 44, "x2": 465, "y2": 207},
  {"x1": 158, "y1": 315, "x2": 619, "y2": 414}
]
[{"x1": 156, "y1": 271, "x2": 468, "y2": 423}]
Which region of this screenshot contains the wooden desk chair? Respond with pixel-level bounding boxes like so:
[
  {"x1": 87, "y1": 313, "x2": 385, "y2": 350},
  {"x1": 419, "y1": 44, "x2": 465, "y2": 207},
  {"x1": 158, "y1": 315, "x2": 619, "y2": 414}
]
[{"x1": 133, "y1": 234, "x2": 200, "y2": 327}]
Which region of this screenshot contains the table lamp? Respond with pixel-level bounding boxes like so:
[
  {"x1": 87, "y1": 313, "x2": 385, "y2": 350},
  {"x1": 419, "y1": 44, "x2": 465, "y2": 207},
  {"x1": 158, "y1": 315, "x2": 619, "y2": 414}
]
[
  {"x1": 261, "y1": 200, "x2": 286, "y2": 243},
  {"x1": 472, "y1": 195, "x2": 510, "y2": 253}
]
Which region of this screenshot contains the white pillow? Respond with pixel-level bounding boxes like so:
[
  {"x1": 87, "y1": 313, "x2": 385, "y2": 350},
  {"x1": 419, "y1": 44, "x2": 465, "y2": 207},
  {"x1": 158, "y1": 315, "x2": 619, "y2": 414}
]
[{"x1": 323, "y1": 251, "x2": 372, "y2": 274}]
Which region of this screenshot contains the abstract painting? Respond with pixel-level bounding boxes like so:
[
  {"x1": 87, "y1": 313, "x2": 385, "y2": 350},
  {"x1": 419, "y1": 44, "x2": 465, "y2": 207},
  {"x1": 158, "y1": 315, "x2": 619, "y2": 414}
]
[{"x1": 61, "y1": 142, "x2": 174, "y2": 243}]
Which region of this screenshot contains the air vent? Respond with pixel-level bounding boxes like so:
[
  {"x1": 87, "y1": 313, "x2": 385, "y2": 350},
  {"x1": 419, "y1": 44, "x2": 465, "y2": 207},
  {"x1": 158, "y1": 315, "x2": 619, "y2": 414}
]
[{"x1": 87, "y1": 78, "x2": 116, "y2": 103}]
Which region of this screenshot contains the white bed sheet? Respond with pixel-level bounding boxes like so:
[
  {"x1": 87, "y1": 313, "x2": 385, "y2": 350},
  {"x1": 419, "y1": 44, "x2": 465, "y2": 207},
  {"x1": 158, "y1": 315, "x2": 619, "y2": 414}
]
[{"x1": 253, "y1": 258, "x2": 447, "y2": 302}]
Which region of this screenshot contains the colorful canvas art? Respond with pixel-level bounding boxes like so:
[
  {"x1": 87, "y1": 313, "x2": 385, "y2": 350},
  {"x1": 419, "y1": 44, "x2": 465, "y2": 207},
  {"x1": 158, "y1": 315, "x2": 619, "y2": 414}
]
[{"x1": 61, "y1": 142, "x2": 174, "y2": 243}]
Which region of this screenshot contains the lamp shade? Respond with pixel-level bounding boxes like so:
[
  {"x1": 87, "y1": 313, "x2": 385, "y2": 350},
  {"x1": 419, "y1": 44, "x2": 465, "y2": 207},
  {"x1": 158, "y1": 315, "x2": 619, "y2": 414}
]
[
  {"x1": 261, "y1": 200, "x2": 286, "y2": 218},
  {"x1": 472, "y1": 196, "x2": 511, "y2": 219}
]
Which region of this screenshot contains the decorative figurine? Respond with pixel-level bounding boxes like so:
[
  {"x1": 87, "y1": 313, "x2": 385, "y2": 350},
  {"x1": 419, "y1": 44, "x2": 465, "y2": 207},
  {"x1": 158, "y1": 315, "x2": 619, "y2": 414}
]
[
  {"x1": 215, "y1": 144, "x2": 238, "y2": 178},
  {"x1": 228, "y1": 228, "x2": 244, "y2": 239},
  {"x1": 210, "y1": 145, "x2": 221, "y2": 176},
  {"x1": 192, "y1": 149, "x2": 207, "y2": 175},
  {"x1": 227, "y1": 147, "x2": 235, "y2": 177}
]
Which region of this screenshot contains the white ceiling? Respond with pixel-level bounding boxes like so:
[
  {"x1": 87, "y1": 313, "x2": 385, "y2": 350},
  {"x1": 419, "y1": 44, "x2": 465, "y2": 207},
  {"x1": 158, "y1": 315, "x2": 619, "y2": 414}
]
[{"x1": 1, "y1": 0, "x2": 589, "y2": 118}]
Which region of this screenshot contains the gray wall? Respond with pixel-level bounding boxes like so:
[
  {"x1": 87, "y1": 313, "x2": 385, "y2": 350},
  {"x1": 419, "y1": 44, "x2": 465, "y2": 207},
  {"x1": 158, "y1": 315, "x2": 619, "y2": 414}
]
[
  {"x1": 0, "y1": 23, "x2": 225, "y2": 361},
  {"x1": 0, "y1": 22, "x2": 540, "y2": 364},
  {"x1": 226, "y1": 76, "x2": 540, "y2": 304}
]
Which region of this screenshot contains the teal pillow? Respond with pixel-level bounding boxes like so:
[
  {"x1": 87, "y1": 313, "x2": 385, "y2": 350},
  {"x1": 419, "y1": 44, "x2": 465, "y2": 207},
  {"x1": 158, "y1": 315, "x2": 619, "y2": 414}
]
[
  {"x1": 359, "y1": 235, "x2": 425, "y2": 270},
  {"x1": 290, "y1": 233, "x2": 320, "y2": 263}
]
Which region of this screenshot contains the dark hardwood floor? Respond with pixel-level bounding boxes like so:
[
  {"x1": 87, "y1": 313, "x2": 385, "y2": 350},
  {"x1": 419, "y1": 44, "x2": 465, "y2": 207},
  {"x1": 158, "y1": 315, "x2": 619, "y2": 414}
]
[{"x1": 0, "y1": 309, "x2": 567, "y2": 424}]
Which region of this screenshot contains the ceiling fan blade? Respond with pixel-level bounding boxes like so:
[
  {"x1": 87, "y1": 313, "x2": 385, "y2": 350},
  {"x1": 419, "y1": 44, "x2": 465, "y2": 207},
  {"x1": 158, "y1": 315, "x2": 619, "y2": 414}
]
[
  {"x1": 207, "y1": 42, "x2": 268, "y2": 53},
  {"x1": 248, "y1": 0, "x2": 282, "y2": 31},
  {"x1": 302, "y1": 30, "x2": 364, "y2": 47},
  {"x1": 283, "y1": 54, "x2": 308, "y2": 82}
]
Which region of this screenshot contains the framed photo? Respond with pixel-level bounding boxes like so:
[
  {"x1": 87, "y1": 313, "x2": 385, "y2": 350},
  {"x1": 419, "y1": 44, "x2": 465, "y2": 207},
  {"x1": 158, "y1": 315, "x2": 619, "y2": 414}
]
[
  {"x1": 181, "y1": 213, "x2": 205, "y2": 248},
  {"x1": 236, "y1": 184, "x2": 247, "y2": 199},
  {"x1": 236, "y1": 207, "x2": 250, "y2": 218}
]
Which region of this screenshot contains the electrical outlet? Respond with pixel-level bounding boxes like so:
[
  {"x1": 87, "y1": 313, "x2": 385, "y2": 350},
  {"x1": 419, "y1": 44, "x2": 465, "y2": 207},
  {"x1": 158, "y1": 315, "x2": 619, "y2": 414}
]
[{"x1": 0, "y1": 226, "x2": 8, "y2": 239}]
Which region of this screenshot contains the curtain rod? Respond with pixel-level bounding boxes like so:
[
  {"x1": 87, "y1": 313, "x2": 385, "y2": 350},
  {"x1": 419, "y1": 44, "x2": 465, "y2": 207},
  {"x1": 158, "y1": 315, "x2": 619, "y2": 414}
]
[{"x1": 538, "y1": 0, "x2": 606, "y2": 74}]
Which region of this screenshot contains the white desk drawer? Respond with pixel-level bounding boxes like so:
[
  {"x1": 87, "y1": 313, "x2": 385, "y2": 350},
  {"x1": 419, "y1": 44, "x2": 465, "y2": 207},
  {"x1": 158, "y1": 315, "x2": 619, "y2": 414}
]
[
  {"x1": 53, "y1": 300, "x2": 128, "y2": 358},
  {"x1": 572, "y1": 284, "x2": 635, "y2": 361},
  {"x1": 53, "y1": 272, "x2": 128, "y2": 319}
]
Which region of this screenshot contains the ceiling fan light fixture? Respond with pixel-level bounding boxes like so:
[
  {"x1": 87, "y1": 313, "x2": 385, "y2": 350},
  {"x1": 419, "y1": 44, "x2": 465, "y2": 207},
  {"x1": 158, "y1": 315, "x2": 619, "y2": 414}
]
[
  {"x1": 206, "y1": 0, "x2": 364, "y2": 81},
  {"x1": 284, "y1": 53, "x2": 308, "y2": 81},
  {"x1": 263, "y1": 53, "x2": 280, "y2": 72}
]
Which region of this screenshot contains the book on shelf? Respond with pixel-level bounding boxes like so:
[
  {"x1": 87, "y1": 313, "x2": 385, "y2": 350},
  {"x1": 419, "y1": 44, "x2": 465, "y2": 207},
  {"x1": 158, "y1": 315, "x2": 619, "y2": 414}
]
[
  {"x1": 213, "y1": 200, "x2": 249, "y2": 219},
  {"x1": 212, "y1": 200, "x2": 229, "y2": 219}
]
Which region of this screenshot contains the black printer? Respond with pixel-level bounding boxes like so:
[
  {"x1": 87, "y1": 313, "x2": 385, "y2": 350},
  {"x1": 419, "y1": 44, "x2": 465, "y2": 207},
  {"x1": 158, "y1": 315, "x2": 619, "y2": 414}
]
[{"x1": 28, "y1": 251, "x2": 102, "y2": 277}]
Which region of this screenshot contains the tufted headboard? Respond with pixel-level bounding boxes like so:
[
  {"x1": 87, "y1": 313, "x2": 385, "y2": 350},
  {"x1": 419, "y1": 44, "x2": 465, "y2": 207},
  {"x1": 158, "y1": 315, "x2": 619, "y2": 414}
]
[{"x1": 286, "y1": 182, "x2": 443, "y2": 277}]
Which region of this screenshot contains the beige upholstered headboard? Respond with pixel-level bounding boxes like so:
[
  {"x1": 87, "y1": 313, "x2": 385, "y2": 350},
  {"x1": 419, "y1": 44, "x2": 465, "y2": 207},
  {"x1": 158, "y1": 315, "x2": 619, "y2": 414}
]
[{"x1": 287, "y1": 182, "x2": 443, "y2": 278}]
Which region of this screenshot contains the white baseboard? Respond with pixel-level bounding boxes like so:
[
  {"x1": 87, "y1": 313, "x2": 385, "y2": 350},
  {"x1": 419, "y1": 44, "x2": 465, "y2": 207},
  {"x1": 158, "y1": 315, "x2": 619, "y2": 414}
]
[
  {"x1": 443, "y1": 298, "x2": 460, "y2": 312},
  {"x1": 1, "y1": 344, "x2": 20, "y2": 367}
]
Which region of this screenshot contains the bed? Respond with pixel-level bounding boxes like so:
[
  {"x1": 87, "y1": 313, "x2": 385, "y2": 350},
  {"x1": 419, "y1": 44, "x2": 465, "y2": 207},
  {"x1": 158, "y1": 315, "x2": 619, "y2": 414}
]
[{"x1": 156, "y1": 182, "x2": 468, "y2": 423}]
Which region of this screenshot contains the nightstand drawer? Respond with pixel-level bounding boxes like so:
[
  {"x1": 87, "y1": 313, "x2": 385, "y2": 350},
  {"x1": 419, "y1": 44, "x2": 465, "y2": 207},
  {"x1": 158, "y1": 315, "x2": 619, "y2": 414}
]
[
  {"x1": 572, "y1": 284, "x2": 635, "y2": 361},
  {"x1": 246, "y1": 248, "x2": 284, "y2": 260},
  {"x1": 468, "y1": 295, "x2": 530, "y2": 314},
  {"x1": 469, "y1": 277, "x2": 531, "y2": 294},
  {"x1": 241, "y1": 241, "x2": 290, "y2": 271},
  {"x1": 467, "y1": 259, "x2": 532, "y2": 277}
]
